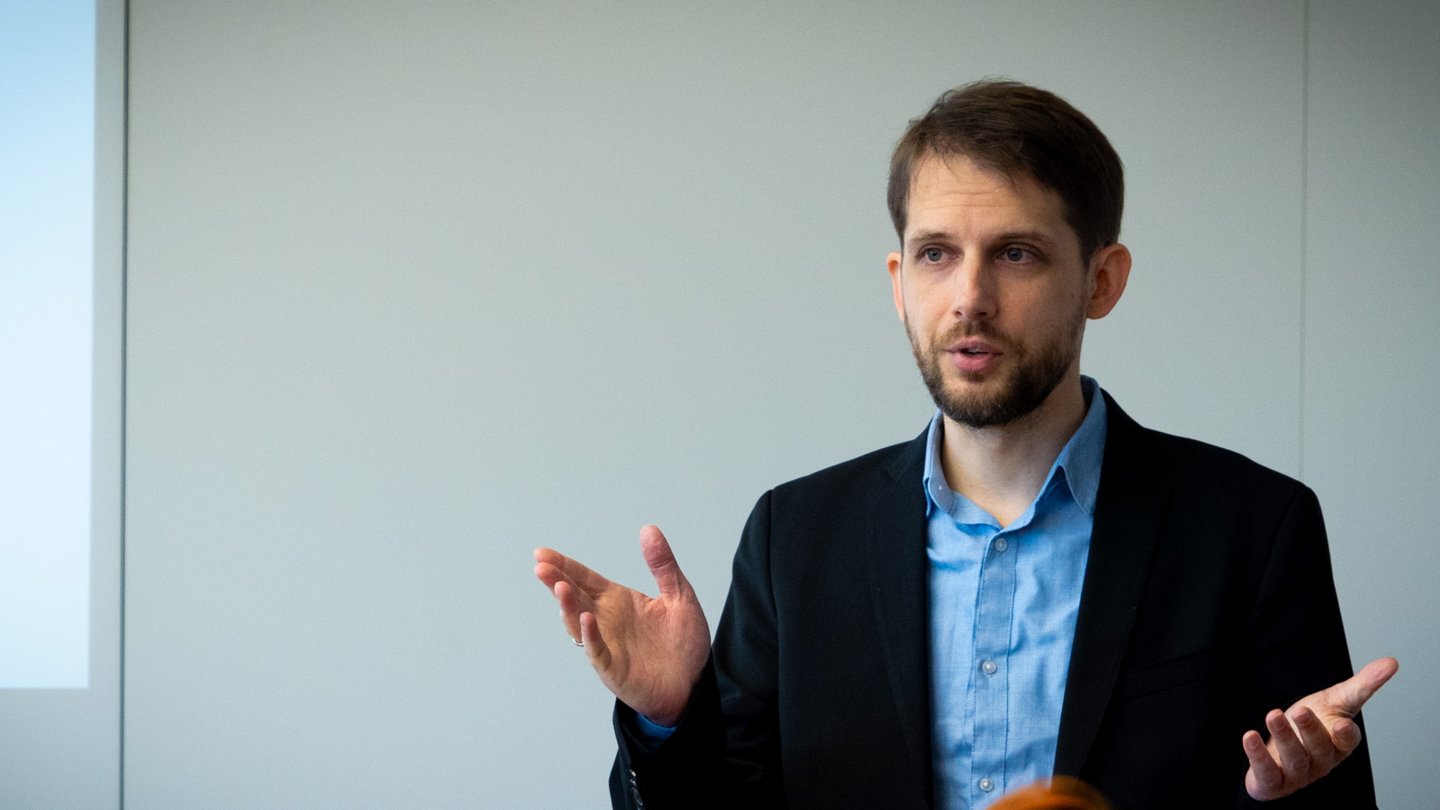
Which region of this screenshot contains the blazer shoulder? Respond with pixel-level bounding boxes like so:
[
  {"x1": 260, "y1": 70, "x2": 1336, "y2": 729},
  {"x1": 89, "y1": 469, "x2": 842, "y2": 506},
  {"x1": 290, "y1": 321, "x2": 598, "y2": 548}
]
[
  {"x1": 768, "y1": 433, "x2": 926, "y2": 502},
  {"x1": 1105, "y1": 395, "x2": 1308, "y2": 502},
  {"x1": 1128, "y1": 424, "x2": 1306, "y2": 499}
]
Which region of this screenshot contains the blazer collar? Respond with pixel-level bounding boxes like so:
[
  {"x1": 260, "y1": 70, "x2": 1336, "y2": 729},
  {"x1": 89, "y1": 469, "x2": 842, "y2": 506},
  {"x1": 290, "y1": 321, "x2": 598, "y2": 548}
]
[
  {"x1": 867, "y1": 431, "x2": 935, "y2": 806},
  {"x1": 1054, "y1": 392, "x2": 1166, "y2": 776}
]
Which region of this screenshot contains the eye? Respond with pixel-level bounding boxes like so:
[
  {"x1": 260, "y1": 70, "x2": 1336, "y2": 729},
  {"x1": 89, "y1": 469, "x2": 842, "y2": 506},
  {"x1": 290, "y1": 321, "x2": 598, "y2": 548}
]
[
  {"x1": 999, "y1": 246, "x2": 1035, "y2": 263},
  {"x1": 920, "y1": 246, "x2": 946, "y2": 263}
]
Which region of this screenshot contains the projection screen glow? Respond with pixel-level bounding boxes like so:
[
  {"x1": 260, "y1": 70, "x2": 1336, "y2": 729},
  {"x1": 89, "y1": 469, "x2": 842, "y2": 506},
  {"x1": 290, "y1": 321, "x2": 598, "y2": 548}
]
[{"x1": 0, "y1": 0, "x2": 95, "y2": 689}]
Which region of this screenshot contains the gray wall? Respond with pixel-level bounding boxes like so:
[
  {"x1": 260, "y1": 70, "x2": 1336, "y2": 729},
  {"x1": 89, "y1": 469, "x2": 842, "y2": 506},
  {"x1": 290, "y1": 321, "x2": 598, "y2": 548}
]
[
  {"x1": 26, "y1": 1, "x2": 1440, "y2": 807},
  {"x1": 1303, "y1": 3, "x2": 1439, "y2": 804}
]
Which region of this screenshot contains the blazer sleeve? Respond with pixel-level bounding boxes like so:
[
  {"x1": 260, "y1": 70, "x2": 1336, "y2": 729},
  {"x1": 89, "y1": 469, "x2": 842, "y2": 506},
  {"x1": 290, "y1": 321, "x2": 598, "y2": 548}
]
[
  {"x1": 1235, "y1": 485, "x2": 1377, "y2": 809},
  {"x1": 608, "y1": 491, "x2": 784, "y2": 809},
  {"x1": 608, "y1": 662, "x2": 726, "y2": 809}
]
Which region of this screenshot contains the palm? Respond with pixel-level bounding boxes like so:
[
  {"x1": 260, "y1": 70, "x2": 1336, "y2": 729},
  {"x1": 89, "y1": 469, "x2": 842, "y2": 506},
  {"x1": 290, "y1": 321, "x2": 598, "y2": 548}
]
[
  {"x1": 535, "y1": 525, "x2": 711, "y2": 725},
  {"x1": 1243, "y1": 657, "x2": 1398, "y2": 800},
  {"x1": 583, "y1": 574, "x2": 709, "y2": 722}
]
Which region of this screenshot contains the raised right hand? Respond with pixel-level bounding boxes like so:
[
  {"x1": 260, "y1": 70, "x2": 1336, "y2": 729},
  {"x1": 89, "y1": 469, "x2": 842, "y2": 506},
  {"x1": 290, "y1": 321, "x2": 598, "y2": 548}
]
[{"x1": 534, "y1": 524, "x2": 711, "y2": 726}]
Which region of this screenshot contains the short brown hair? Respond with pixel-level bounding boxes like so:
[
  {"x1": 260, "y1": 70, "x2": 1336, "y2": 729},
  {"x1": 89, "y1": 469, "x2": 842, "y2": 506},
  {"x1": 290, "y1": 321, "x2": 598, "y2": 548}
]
[{"x1": 887, "y1": 80, "x2": 1124, "y2": 261}]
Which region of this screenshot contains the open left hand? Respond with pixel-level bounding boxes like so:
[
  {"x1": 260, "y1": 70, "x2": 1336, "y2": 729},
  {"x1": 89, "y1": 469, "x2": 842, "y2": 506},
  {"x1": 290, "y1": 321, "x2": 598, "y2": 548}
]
[
  {"x1": 533, "y1": 525, "x2": 711, "y2": 726},
  {"x1": 1243, "y1": 656, "x2": 1398, "y2": 801}
]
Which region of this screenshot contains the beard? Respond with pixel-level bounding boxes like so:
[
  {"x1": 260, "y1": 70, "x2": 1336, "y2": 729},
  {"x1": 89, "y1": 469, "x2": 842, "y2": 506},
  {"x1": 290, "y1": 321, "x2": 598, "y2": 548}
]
[{"x1": 906, "y1": 317, "x2": 1081, "y2": 429}]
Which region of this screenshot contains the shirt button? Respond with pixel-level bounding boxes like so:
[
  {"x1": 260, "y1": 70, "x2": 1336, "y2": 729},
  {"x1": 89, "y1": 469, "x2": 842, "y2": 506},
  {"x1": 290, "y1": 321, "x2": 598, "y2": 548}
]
[
  {"x1": 979, "y1": 777, "x2": 995, "y2": 792},
  {"x1": 980, "y1": 659, "x2": 998, "y2": 675},
  {"x1": 993, "y1": 537, "x2": 1008, "y2": 552}
]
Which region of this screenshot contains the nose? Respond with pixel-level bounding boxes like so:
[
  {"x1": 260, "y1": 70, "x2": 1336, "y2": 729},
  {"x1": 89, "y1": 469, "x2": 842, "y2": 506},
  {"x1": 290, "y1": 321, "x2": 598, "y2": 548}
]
[{"x1": 950, "y1": 255, "x2": 996, "y2": 321}]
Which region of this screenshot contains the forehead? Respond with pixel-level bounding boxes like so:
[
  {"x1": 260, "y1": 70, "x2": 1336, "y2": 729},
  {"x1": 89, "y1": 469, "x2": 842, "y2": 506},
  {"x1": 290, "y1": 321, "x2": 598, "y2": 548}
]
[{"x1": 904, "y1": 154, "x2": 1074, "y2": 245}]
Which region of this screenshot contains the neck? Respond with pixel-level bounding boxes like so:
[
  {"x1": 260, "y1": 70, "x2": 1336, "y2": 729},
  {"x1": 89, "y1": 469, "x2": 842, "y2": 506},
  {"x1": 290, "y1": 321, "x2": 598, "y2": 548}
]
[{"x1": 939, "y1": 374, "x2": 1088, "y2": 527}]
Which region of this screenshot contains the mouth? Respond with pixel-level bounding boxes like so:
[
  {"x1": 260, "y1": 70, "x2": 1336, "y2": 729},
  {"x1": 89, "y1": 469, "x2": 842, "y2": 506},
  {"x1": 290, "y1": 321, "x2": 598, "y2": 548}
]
[
  {"x1": 948, "y1": 339, "x2": 1001, "y2": 357},
  {"x1": 944, "y1": 339, "x2": 1003, "y2": 373}
]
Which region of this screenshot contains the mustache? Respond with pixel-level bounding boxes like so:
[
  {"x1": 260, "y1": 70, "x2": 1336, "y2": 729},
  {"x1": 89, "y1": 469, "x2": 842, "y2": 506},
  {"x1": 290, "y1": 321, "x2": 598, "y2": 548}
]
[{"x1": 932, "y1": 321, "x2": 1014, "y2": 352}]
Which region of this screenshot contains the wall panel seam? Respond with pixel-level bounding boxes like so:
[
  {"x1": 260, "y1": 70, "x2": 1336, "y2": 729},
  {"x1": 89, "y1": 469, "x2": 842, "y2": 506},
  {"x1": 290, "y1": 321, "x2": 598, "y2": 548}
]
[{"x1": 1299, "y1": 0, "x2": 1310, "y2": 482}]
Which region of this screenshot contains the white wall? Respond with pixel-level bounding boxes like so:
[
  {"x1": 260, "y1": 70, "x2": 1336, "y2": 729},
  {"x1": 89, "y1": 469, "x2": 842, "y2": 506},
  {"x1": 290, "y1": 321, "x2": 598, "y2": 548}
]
[{"x1": 106, "y1": 1, "x2": 1439, "y2": 807}]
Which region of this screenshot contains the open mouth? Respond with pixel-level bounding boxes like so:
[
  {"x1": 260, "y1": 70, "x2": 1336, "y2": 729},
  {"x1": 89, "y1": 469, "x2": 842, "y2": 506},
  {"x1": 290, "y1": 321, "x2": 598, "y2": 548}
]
[{"x1": 947, "y1": 340, "x2": 1003, "y2": 372}]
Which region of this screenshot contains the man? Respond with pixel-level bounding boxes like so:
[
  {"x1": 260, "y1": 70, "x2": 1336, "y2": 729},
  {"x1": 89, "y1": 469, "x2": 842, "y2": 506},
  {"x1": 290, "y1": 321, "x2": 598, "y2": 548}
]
[{"x1": 534, "y1": 80, "x2": 1396, "y2": 809}]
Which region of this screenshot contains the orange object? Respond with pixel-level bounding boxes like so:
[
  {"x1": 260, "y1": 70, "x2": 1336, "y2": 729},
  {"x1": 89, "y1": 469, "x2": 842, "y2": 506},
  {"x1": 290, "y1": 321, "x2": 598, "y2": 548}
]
[{"x1": 989, "y1": 776, "x2": 1111, "y2": 810}]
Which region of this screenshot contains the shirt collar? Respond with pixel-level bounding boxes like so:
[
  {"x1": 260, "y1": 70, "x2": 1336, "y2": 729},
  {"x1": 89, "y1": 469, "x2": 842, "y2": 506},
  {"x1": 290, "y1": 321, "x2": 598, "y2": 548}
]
[{"x1": 921, "y1": 376, "x2": 1108, "y2": 520}]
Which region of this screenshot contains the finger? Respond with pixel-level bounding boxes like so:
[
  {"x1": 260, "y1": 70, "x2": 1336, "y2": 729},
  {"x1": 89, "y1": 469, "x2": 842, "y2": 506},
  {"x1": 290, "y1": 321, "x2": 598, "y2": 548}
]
[
  {"x1": 534, "y1": 561, "x2": 595, "y2": 616},
  {"x1": 533, "y1": 560, "x2": 567, "y2": 593},
  {"x1": 1243, "y1": 729, "x2": 1284, "y2": 798},
  {"x1": 639, "y1": 525, "x2": 690, "y2": 600},
  {"x1": 579, "y1": 611, "x2": 611, "y2": 668},
  {"x1": 1330, "y1": 657, "x2": 1399, "y2": 714},
  {"x1": 534, "y1": 547, "x2": 614, "y2": 596},
  {"x1": 552, "y1": 580, "x2": 591, "y2": 642},
  {"x1": 1266, "y1": 708, "x2": 1312, "y2": 781},
  {"x1": 1290, "y1": 706, "x2": 1340, "y2": 769},
  {"x1": 1329, "y1": 717, "x2": 1363, "y2": 755}
]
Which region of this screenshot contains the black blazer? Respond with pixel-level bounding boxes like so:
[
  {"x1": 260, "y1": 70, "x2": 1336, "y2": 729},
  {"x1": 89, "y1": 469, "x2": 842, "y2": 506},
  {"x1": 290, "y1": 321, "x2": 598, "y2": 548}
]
[{"x1": 611, "y1": 394, "x2": 1376, "y2": 809}]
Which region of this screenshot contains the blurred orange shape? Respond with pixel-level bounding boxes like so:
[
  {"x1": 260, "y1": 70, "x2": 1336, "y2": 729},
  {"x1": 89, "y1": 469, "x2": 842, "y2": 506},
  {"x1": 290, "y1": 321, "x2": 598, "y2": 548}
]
[{"x1": 988, "y1": 776, "x2": 1111, "y2": 810}]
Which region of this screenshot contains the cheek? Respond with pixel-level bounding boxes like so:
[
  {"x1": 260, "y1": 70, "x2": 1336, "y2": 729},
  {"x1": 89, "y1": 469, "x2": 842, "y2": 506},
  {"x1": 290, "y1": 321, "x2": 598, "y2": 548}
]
[
  {"x1": 903, "y1": 280, "x2": 952, "y2": 322},
  {"x1": 902, "y1": 303, "x2": 945, "y2": 345},
  {"x1": 1021, "y1": 284, "x2": 1088, "y2": 326}
]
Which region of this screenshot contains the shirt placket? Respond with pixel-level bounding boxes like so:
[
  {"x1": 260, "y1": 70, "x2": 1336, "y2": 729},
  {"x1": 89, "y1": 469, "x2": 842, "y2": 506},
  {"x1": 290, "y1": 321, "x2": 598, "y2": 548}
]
[{"x1": 969, "y1": 529, "x2": 1016, "y2": 806}]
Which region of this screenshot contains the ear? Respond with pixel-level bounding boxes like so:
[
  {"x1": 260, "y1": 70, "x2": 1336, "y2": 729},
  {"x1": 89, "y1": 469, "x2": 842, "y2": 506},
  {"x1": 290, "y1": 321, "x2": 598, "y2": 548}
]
[
  {"x1": 886, "y1": 250, "x2": 906, "y2": 322},
  {"x1": 1085, "y1": 243, "x2": 1131, "y2": 320}
]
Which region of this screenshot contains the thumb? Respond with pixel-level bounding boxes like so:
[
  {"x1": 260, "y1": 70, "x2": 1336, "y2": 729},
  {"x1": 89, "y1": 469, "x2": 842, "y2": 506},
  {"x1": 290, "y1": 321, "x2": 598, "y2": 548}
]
[
  {"x1": 639, "y1": 524, "x2": 690, "y2": 600},
  {"x1": 1333, "y1": 657, "x2": 1399, "y2": 714}
]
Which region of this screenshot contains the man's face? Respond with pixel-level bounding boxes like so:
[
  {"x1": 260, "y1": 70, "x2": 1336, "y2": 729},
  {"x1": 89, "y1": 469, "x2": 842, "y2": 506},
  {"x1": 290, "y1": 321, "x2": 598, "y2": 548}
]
[{"x1": 887, "y1": 154, "x2": 1104, "y2": 429}]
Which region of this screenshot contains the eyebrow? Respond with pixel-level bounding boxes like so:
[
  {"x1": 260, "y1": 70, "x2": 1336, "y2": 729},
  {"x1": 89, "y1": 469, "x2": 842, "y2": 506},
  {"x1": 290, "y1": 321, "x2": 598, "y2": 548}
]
[
  {"x1": 903, "y1": 230, "x2": 955, "y2": 249},
  {"x1": 904, "y1": 229, "x2": 1062, "y2": 250}
]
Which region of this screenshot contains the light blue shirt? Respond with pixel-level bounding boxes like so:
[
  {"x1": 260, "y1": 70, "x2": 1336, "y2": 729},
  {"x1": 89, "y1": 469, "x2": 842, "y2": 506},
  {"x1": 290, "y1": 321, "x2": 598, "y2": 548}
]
[
  {"x1": 633, "y1": 380, "x2": 1108, "y2": 808},
  {"x1": 924, "y1": 378, "x2": 1106, "y2": 809}
]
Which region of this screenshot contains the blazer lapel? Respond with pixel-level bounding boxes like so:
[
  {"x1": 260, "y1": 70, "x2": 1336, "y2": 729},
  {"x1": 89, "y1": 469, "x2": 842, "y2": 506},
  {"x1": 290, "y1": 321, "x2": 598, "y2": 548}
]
[
  {"x1": 1054, "y1": 395, "x2": 1166, "y2": 776},
  {"x1": 864, "y1": 435, "x2": 934, "y2": 805}
]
